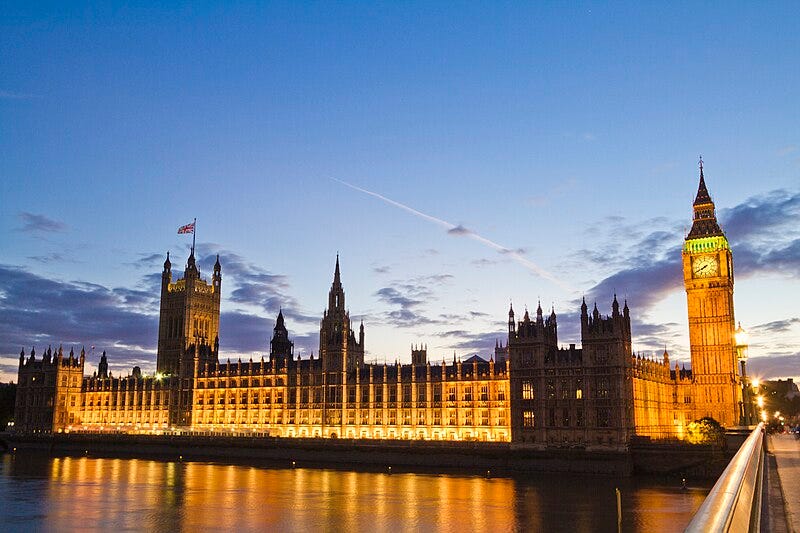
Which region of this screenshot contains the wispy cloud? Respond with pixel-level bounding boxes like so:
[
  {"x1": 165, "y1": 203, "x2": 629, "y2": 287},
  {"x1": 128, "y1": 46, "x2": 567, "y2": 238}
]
[
  {"x1": 373, "y1": 274, "x2": 454, "y2": 328},
  {"x1": 0, "y1": 90, "x2": 38, "y2": 99},
  {"x1": 332, "y1": 178, "x2": 573, "y2": 292},
  {"x1": 18, "y1": 212, "x2": 67, "y2": 234}
]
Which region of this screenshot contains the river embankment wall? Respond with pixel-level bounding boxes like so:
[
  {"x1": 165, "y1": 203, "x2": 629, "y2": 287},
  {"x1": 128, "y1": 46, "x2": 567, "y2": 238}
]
[{"x1": 0, "y1": 432, "x2": 734, "y2": 478}]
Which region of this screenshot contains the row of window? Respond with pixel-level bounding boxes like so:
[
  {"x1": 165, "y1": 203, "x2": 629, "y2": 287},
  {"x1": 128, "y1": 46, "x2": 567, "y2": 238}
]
[
  {"x1": 521, "y1": 408, "x2": 612, "y2": 428},
  {"x1": 521, "y1": 378, "x2": 612, "y2": 400},
  {"x1": 195, "y1": 410, "x2": 508, "y2": 427}
]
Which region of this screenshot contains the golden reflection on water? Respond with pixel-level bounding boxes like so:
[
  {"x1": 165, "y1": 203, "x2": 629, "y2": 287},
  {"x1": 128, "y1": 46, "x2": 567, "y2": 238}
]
[{"x1": 0, "y1": 454, "x2": 709, "y2": 532}]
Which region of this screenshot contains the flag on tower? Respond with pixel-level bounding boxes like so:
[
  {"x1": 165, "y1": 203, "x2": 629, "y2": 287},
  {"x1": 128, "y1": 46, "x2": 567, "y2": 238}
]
[{"x1": 178, "y1": 221, "x2": 195, "y2": 234}]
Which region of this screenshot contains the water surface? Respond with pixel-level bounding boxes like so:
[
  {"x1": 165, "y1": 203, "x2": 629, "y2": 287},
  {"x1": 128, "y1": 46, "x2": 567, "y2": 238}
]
[{"x1": 0, "y1": 452, "x2": 708, "y2": 532}]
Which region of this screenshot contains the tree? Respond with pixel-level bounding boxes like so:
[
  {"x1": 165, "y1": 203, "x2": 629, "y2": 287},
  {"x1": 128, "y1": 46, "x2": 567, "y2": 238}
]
[{"x1": 686, "y1": 417, "x2": 724, "y2": 446}]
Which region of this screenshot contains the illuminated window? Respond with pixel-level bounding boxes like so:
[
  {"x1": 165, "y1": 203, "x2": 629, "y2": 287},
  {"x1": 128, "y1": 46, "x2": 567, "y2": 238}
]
[
  {"x1": 522, "y1": 381, "x2": 534, "y2": 400},
  {"x1": 523, "y1": 411, "x2": 535, "y2": 427},
  {"x1": 576, "y1": 389, "x2": 583, "y2": 400}
]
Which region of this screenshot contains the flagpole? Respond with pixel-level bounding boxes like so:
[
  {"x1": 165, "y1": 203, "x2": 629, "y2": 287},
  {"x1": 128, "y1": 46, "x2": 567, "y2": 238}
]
[{"x1": 192, "y1": 217, "x2": 196, "y2": 255}]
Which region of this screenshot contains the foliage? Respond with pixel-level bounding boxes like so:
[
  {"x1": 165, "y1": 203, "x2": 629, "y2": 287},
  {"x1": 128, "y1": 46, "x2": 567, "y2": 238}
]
[{"x1": 685, "y1": 417, "x2": 724, "y2": 446}]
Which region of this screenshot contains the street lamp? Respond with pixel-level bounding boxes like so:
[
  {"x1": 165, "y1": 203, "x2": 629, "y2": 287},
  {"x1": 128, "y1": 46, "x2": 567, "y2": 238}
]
[{"x1": 734, "y1": 323, "x2": 751, "y2": 426}]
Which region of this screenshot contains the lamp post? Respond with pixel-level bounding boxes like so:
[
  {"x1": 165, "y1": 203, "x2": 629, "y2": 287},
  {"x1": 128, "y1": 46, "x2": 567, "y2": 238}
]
[{"x1": 734, "y1": 323, "x2": 750, "y2": 426}]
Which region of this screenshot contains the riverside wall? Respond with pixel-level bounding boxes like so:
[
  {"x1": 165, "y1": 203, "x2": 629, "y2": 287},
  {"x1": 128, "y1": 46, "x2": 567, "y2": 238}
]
[{"x1": 0, "y1": 432, "x2": 735, "y2": 479}]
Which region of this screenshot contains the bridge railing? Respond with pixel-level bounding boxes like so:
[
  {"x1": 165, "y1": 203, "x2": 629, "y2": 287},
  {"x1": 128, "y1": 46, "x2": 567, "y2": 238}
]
[{"x1": 685, "y1": 422, "x2": 765, "y2": 533}]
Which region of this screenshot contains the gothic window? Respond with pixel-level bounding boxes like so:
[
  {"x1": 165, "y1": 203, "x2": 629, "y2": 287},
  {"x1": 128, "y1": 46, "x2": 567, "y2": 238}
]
[
  {"x1": 576, "y1": 379, "x2": 583, "y2": 400},
  {"x1": 374, "y1": 387, "x2": 383, "y2": 404},
  {"x1": 546, "y1": 379, "x2": 555, "y2": 399},
  {"x1": 522, "y1": 380, "x2": 534, "y2": 400},
  {"x1": 417, "y1": 387, "x2": 426, "y2": 403},
  {"x1": 361, "y1": 387, "x2": 369, "y2": 404},
  {"x1": 598, "y1": 378, "x2": 609, "y2": 399},
  {"x1": 481, "y1": 410, "x2": 489, "y2": 426},
  {"x1": 597, "y1": 408, "x2": 611, "y2": 427},
  {"x1": 561, "y1": 379, "x2": 569, "y2": 399},
  {"x1": 463, "y1": 386, "x2": 473, "y2": 402},
  {"x1": 480, "y1": 385, "x2": 488, "y2": 401},
  {"x1": 448, "y1": 387, "x2": 457, "y2": 402},
  {"x1": 433, "y1": 384, "x2": 442, "y2": 402},
  {"x1": 523, "y1": 410, "x2": 535, "y2": 427},
  {"x1": 562, "y1": 408, "x2": 569, "y2": 427},
  {"x1": 577, "y1": 408, "x2": 584, "y2": 427},
  {"x1": 403, "y1": 385, "x2": 412, "y2": 404},
  {"x1": 548, "y1": 408, "x2": 555, "y2": 427}
]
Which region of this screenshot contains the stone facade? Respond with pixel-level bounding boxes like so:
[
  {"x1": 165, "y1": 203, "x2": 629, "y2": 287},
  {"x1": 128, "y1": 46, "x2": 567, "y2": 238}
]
[{"x1": 12, "y1": 165, "x2": 744, "y2": 448}]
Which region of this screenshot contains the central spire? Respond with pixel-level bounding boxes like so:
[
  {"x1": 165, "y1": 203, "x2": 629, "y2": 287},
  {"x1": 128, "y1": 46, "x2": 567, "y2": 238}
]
[{"x1": 328, "y1": 254, "x2": 345, "y2": 312}]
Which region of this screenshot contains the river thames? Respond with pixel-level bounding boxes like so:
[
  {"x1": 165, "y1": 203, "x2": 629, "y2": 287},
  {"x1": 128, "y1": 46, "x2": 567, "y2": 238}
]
[{"x1": 1, "y1": 452, "x2": 708, "y2": 532}]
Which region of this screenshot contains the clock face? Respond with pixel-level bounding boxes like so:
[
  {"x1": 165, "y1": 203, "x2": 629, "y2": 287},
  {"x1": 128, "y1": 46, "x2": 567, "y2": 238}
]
[{"x1": 693, "y1": 256, "x2": 718, "y2": 278}]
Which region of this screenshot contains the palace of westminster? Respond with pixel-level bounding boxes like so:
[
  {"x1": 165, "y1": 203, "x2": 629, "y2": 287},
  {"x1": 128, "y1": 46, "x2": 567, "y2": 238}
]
[{"x1": 13, "y1": 166, "x2": 744, "y2": 449}]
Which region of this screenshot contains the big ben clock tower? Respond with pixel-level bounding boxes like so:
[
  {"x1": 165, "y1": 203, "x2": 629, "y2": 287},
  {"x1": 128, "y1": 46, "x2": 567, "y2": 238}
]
[{"x1": 682, "y1": 159, "x2": 740, "y2": 427}]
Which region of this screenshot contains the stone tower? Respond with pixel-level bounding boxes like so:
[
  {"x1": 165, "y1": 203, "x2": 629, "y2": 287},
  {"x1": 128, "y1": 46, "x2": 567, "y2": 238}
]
[
  {"x1": 270, "y1": 309, "x2": 294, "y2": 369},
  {"x1": 682, "y1": 161, "x2": 740, "y2": 427},
  {"x1": 318, "y1": 255, "x2": 365, "y2": 372},
  {"x1": 156, "y1": 251, "x2": 221, "y2": 377}
]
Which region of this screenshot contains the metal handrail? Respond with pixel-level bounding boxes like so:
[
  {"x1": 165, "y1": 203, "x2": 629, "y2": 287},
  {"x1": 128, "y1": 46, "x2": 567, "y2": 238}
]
[{"x1": 685, "y1": 422, "x2": 764, "y2": 533}]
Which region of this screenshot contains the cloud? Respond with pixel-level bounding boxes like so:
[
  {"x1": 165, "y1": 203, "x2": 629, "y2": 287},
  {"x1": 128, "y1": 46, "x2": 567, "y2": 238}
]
[
  {"x1": 27, "y1": 253, "x2": 73, "y2": 264},
  {"x1": 194, "y1": 246, "x2": 318, "y2": 325},
  {"x1": 447, "y1": 225, "x2": 471, "y2": 236},
  {"x1": 0, "y1": 265, "x2": 159, "y2": 370},
  {"x1": 752, "y1": 318, "x2": 800, "y2": 334},
  {"x1": 0, "y1": 244, "x2": 324, "y2": 378},
  {"x1": 127, "y1": 253, "x2": 166, "y2": 269},
  {"x1": 0, "y1": 90, "x2": 38, "y2": 99},
  {"x1": 332, "y1": 178, "x2": 573, "y2": 292},
  {"x1": 373, "y1": 274, "x2": 454, "y2": 328},
  {"x1": 18, "y1": 212, "x2": 67, "y2": 234},
  {"x1": 566, "y1": 186, "x2": 800, "y2": 373},
  {"x1": 748, "y1": 354, "x2": 800, "y2": 381},
  {"x1": 471, "y1": 258, "x2": 497, "y2": 268}
]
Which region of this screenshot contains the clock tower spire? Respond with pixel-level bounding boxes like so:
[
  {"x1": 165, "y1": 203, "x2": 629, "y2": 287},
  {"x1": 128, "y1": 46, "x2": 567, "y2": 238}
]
[{"x1": 682, "y1": 159, "x2": 740, "y2": 427}]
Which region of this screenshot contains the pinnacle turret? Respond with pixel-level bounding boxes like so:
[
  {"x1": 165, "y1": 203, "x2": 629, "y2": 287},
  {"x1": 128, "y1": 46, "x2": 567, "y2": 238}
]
[{"x1": 687, "y1": 159, "x2": 724, "y2": 239}]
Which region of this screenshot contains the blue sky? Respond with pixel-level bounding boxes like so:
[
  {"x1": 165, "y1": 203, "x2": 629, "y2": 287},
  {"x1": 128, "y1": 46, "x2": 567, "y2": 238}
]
[{"x1": 1, "y1": 2, "x2": 799, "y2": 381}]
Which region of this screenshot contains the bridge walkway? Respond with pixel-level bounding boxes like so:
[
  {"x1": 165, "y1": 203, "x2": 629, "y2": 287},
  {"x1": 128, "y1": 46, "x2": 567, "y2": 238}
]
[{"x1": 770, "y1": 434, "x2": 800, "y2": 532}]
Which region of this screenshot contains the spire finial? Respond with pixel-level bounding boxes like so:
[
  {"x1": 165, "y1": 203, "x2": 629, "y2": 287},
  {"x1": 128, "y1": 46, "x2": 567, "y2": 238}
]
[{"x1": 699, "y1": 154, "x2": 703, "y2": 171}]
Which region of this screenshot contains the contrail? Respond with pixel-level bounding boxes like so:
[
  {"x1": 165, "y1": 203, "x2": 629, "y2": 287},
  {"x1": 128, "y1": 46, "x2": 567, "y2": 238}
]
[{"x1": 331, "y1": 177, "x2": 574, "y2": 292}]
